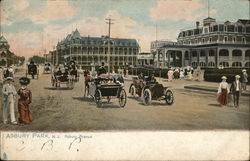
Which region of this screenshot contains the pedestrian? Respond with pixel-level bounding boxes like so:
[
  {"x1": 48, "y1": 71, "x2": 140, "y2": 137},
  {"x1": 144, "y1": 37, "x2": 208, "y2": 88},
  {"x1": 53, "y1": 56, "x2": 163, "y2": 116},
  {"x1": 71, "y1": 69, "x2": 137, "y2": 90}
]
[
  {"x1": 2, "y1": 77, "x2": 18, "y2": 124},
  {"x1": 17, "y1": 77, "x2": 32, "y2": 125},
  {"x1": 123, "y1": 68, "x2": 126, "y2": 77},
  {"x1": 217, "y1": 76, "x2": 230, "y2": 107},
  {"x1": 3, "y1": 66, "x2": 10, "y2": 79},
  {"x1": 8, "y1": 66, "x2": 14, "y2": 78},
  {"x1": 168, "y1": 70, "x2": 173, "y2": 81},
  {"x1": 241, "y1": 69, "x2": 248, "y2": 91},
  {"x1": 112, "y1": 67, "x2": 115, "y2": 74},
  {"x1": 230, "y1": 75, "x2": 242, "y2": 108}
]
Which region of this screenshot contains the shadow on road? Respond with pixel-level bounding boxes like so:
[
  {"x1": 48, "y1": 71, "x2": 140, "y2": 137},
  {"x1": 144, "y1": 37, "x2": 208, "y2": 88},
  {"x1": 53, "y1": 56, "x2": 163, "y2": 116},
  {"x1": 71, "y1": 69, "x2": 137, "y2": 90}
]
[
  {"x1": 72, "y1": 96, "x2": 93, "y2": 102},
  {"x1": 208, "y1": 104, "x2": 221, "y2": 107},
  {"x1": 44, "y1": 87, "x2": 74, "y2": 90}
]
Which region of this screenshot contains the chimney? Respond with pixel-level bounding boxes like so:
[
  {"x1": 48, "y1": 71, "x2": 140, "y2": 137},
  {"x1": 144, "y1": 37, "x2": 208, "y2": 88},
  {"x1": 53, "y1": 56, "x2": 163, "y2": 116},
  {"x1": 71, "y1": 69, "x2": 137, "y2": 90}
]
[{"x1": 196, "y1": 21, "x2": 200, "y2": 28}]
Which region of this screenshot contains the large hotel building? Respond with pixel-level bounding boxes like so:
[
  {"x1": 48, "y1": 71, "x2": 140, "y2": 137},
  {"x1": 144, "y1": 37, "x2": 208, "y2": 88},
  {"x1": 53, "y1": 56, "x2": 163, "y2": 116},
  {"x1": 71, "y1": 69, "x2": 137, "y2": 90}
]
[
  {"x1": 46, "y1": 29, "x2": 140, "y2": 67},
  {"x1": 151, "y1": 17, "x2": 250, "y2": 68}
]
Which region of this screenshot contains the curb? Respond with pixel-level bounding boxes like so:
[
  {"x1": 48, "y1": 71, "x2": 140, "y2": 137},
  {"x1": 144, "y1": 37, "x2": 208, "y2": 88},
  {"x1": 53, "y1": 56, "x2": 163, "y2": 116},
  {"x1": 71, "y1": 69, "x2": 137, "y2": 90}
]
[{"x1": 184, "y1": 85, "x2": 250, "y2": 97}]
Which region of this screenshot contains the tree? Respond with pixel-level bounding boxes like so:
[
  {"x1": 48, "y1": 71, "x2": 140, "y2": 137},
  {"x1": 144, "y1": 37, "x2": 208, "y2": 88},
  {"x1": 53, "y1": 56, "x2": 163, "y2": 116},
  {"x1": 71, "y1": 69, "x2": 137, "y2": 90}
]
[{"x1": 29, "y1": 56, "x2": 45, "y2": 64}]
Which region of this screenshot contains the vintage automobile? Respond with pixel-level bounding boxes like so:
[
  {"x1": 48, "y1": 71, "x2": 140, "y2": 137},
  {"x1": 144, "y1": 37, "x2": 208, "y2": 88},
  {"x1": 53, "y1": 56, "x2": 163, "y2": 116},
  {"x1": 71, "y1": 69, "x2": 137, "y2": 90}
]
[
  {"x1": 43, "y1": 63, "x2": 52, "y2": 74},
  {"x1": 26, "y1": 62, "x2": 39, "y2": 79},
  {"x1": 51, "y1": 69, "x2": 74, "y2": 89},
  {"x1": 129, "y1": 75, "x2": 174, "y2": 105},
  {"x1": 88, "y1": 75, "x2": 126, "y2": 108}
]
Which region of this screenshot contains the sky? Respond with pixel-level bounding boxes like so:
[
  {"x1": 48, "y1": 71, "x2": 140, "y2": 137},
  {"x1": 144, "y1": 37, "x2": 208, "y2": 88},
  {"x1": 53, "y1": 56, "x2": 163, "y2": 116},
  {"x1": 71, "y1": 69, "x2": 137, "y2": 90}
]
[{"x1": 0, "y1": 0, "x2": 249, "y2": 58}]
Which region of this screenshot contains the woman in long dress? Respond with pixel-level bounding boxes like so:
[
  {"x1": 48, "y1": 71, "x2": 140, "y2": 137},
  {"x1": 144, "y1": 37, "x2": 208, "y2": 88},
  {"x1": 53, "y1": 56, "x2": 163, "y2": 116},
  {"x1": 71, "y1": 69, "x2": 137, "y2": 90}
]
[
  {"x1": 217, "y1": 76, "x2": 230, "y2": 106},
  {"x1": 17, "y1": 77, "x2": 32, "y2": 124}
]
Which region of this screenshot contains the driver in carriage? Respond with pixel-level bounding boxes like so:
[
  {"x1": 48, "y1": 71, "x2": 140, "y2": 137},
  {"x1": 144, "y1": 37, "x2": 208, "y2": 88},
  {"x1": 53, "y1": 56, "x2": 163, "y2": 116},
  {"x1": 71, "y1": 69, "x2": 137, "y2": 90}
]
[
  {"x1": 146, "y1": 73, "x2": 157, "y2": 83},
  {"x1": 28, "y1": 60, "x2": 37, "y2": 79}
]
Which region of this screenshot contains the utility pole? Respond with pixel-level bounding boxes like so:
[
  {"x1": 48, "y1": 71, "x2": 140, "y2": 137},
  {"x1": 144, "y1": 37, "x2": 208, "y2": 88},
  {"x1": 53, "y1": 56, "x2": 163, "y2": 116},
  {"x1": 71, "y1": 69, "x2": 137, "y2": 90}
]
[{"x1": 105, "y1": 17, "x2": 114, "y2": 73}]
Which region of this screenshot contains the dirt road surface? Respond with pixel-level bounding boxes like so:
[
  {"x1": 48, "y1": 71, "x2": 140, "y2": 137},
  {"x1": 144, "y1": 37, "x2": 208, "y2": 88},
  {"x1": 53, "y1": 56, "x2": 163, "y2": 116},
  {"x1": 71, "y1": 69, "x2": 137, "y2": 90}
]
[{"x1": 0, "y1": 67, "x2": 249, "y2": 131}]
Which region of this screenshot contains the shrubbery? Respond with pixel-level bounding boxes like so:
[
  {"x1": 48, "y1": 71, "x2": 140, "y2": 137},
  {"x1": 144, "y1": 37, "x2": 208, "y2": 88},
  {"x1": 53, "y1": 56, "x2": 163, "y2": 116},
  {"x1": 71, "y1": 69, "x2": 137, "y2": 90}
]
[{"x1": 204, "y1": 68, "x2": 250, "y2": 84}]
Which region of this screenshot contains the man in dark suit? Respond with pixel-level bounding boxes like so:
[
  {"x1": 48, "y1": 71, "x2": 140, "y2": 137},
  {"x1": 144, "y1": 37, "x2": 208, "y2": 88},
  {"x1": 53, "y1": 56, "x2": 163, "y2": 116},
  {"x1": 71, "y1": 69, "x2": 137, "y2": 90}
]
[{"x1": 230, "y1": 75, "x2": 242, "y2": 108}]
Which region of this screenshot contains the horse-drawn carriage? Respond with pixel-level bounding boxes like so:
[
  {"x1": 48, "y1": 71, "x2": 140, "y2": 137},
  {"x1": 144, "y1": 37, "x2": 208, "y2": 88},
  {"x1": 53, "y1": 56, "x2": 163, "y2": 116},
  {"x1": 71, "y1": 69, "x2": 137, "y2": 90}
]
[
  {"x1": 87, "y1": 74, "x2": 126, "y2": 108},
  {"x1": 129, "y1": 68, "x2": 174, "y2": 105},
  {"x1": 51, "y1": 69, "x2": 74, "y2": 89},
  {"x1": 26, "y1": 62, "x2": 39, "y2": 79},
  {"x1": 43, "y1": 63, "x2": 52, "y2": 74}
]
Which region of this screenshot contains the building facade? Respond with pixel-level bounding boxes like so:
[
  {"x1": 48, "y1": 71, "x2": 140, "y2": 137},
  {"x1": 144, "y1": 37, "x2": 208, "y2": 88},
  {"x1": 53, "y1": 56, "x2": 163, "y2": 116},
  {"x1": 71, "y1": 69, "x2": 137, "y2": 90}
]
[
  {"x1": 48, "y1": 29, "x2": 140, "y2": 67},
  {"x1": 153, "y1": 18, "x2": 250, "y2": 68},
  {"x1": 0, "y1": 36, "x2": 18, "y2": 66},
  {"x1": 137, "y1": 52, "x2": 154, "y2": 67}
]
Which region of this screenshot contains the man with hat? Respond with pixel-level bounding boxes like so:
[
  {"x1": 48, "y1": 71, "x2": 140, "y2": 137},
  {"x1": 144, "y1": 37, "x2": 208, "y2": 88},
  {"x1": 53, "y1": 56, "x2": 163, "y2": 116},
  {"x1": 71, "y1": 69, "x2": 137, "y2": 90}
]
[
  {"x1": 17, "y1": 77, "x2": 32, "y2": 124},
  {"x1": 230, "y1": 75, "x2": 242, "y2": 108},
  {"x1": 217, "y1": 76, "x2": 230, "y2": 106},
  {"x1": 2, "y1": 77, "x2": 18, "y2": 124},
  {"x1": 241, "y1": 69, "x2": 248, "y2": 91},
  {"x1": 98, "y1": 62, "x2": 107, "y2": 76}
]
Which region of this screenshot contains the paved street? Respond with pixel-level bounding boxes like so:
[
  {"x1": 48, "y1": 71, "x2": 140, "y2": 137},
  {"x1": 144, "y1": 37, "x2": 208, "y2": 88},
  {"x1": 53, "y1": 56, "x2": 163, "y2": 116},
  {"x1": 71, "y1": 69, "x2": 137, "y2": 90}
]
[{"x1": 0, "y1": 67, "x2": 249, "y2": 131}]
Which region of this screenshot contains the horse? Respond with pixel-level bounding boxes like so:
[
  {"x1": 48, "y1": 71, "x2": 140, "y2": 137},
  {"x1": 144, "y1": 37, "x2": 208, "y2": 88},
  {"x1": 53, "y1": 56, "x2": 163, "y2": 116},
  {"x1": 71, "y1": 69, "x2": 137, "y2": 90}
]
[{"x1": 84, "y1": 75, "x2": 92, "y2": 97}]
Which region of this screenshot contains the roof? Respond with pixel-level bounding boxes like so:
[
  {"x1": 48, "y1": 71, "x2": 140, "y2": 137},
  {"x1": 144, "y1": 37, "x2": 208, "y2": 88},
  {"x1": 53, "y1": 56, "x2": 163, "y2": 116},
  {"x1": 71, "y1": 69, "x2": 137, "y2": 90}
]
[
  {"x1": 237, "y1": 19, "x2": 250, "y2": 25},
  {"x1": 0, "y1": 36, "x2": 8, "y2": 43},
  {"x1": 59, "y1": 30, "x2": 139, "y2": 46}
]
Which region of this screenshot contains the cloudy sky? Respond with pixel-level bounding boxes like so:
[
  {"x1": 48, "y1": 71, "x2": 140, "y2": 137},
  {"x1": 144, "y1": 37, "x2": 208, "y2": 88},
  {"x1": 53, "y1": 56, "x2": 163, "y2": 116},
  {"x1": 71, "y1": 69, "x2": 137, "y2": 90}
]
[{"x1": 0, "y1": 0, "x2": 249, "y2": 58}]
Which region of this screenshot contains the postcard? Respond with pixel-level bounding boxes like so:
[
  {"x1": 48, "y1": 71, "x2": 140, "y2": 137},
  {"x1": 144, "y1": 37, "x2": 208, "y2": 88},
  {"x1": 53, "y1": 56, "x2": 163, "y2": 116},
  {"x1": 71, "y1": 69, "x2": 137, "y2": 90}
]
[{"x1": 0, "y1": 0, "x2": 249, "y2": 160}]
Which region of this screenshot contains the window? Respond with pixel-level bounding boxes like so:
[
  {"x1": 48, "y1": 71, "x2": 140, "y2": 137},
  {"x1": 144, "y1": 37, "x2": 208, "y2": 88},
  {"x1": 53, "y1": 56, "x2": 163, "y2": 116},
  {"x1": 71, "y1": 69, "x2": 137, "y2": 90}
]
[
  {"x1": 200, "y1": 50, "x2": 206, "y2": 57},
  {"x1": 227, "y1": 25, "x2": 235, "y2": 32},
  {"x1": 204, "y1": 28, "x2": 208, "y2": 33},
  {"x1": 242, "y1": 37, "x2": 246, "y2": 43},
  {"x1": 209, "y1": 50, "x2": 215, "y2": 56},
  {"x1": 232, "y1": 50, "x2": 242, "y2": 56},
  {"x1": 238, "y1": 26, "x2": 243, "y2": 33},
  {"x1": 202, "y1": 38, "x2": 205, "y2": 44},
  {"x1": 208, "y1": 62, "x2": 215, "y2": 67},
  {"x1": 192, "y1": 51, "x2": 197, "y2": 57},
  {"x1": 184, "y1": 51, "x2": 189, "y2": 60},
  {"x1": 213, "y1": 25, "x2": 218, "y2": 32},
  {"x1": 224, "y1": 36, "x2": 228, "y2": 42},
  {"x1": 209, "y1": 27, "x2": 212, "y2": 32},
  {"x1": 219, "y1": 62, "x2": 229, "y2": 67},
  {"x1": 245, "y1": 50, "x2": 250, "y2": 58},
  {"x1": 188, "y1": 41, "x2": 191, "y2": 44},
  {"x1": 194, "y1": 29, "x2": 199, "y2": 35},
  {"x1": 245, "y1": 62, "x2": 250, "y2": 67},
  {"x1": 246, "y1": 27, "x2": 250, "y2": 33},
  {"x1": 219, "y1": 49, "x2": 229, "y2": 56},
  {"x1": 232, "y1": 62, "x2": 242, "y2": 67},
  {"x1": 209, "y1": 37, "x2": 212, "y2": 43},
  {"x1": 219, "y1": 24, "x2": 224, "y2": 31},
  {"x1": 233, "y1": 37, "x2": 236, "y2": 43},
  {"x1": 195, "y1": 39, "x2": 198, "y2": 44}
]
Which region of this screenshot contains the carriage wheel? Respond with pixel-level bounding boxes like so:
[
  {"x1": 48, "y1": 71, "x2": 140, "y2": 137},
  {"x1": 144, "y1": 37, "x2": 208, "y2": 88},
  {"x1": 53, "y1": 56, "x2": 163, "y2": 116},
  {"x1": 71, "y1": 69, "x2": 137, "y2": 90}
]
[
  {"x1": 165, "y1": 90, "x2": 174, "y2": 105},
  {"x1": 107, "y1": 96, "x2": 111, "y2": 103},
  {"x1": 95, "y1": 89, "x2": 102, "y2": 108},
  {"x1": 129, "y1": 85, "x2": 136, "y2": 97},
  {"x1": 119, "y1": 89, "x2": 127, "y2": 108},
  {"x1": 143, "y1": 89, "x2": 151, "y2": 105}
]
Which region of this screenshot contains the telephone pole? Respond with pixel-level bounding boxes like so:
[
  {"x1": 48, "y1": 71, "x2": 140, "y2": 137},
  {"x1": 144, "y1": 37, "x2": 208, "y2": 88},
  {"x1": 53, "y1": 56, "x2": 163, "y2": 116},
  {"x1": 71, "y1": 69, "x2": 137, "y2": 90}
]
[{"x1": 105, "y1": 17, "x2": 114, "y2": 73}]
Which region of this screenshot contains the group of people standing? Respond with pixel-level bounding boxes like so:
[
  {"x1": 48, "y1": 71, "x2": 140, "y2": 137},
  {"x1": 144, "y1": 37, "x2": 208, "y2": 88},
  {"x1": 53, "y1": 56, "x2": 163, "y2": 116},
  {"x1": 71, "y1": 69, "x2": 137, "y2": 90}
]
[
  {"x1": 2, "y1": 74, "x2": 32, "y2": 125},
  {"x1": 167, "y1": 66, "x2": 201, "y2": 81},
  {"x1": 217, "y1": 69, "x2": 248, "y2": 108}
]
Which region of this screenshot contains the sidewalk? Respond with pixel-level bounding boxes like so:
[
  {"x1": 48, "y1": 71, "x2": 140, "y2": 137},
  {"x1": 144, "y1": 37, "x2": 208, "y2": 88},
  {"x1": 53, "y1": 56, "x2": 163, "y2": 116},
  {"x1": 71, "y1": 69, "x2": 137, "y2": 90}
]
[{"x1": 125, "y1": 74, "x2": 250, "y2": 97}]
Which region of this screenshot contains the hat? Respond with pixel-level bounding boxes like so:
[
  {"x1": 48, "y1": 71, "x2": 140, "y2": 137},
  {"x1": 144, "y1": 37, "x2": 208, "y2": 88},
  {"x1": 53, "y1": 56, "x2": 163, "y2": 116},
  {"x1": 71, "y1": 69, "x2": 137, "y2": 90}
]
[
  {"x1": 5, "y1": 77, "x2": 14, "y2": 82},
  {"x1": 221, "y1": 76, "x2": 227, "y2": 80},
  {"x1": 19, "y1": 77, "x2": 30, "y2": 85},
  {"x1": 242, "y1": 69, "x2": 246, "y2": 72},
  {"x1": 235, "y1": 75, "x2": 241, "y2": 78}
]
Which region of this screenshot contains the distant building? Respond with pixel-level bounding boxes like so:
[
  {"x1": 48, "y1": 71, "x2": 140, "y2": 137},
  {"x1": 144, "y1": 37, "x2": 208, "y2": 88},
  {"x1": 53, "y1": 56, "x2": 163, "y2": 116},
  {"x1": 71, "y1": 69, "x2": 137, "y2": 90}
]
[
  {"x1": 137, "y1": 52, "x2": 154, "y2": 67},
  {"x1": 153, "y1": 18, "x2": 250, "y2": 68},
  {"x1": 48, "y1": 29, "x2": 140, "y2": 67},
  {"x1": 0, "y1": 36, "x2": 18, "y2": 66}
]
